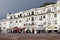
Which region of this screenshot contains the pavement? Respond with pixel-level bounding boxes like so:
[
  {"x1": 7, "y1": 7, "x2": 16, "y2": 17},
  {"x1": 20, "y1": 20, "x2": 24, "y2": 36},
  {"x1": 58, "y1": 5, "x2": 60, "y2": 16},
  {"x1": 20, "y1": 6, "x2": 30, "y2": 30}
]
[{"x1": 0, "y1": 33, "x2": 60, "y2": 40}]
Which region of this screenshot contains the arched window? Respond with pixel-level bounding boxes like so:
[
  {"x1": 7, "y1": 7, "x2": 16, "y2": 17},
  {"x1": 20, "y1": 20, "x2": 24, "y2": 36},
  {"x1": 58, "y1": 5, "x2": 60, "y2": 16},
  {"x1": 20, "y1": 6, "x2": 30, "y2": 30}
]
[
  {"x1": 32, "y1": 12, "x2": 34, "y2": 15},
  {"x1": 10, "y1": 16, "x2": 12, "y2": 19},
  {"x1": 47, "y1": 8, "x2": 51, "y2": 13},
  {"x1": 31, "y1": 17, "x2": 34, "y2": 21},
  {"x1": 14, "y1": 16, "x2": 16, "y2": 18},
  {"x1": 54, "y1": 14, "x2": 57, "y2": 17},
  {"x1": 20, "y1": 14, "x2": 22, "y2": 17},
  {"x1": 32, "y1": 22, "x2": 34, "y2": 25},
  {"x1": 39, "y1": 16, "x2": 42, "y2": 20},
  {"x1": 29, "y1": 13, "x2": 30, "y2": 16},
  {"x1": 43, "y1": 15, "x2": 45, "y2": 19},
  {"x1": 16, "y1": 20, "x2": 17, "y2": 23},
  {"x1": 18, "y1": 15, "x2": 20, "y2": 17}
]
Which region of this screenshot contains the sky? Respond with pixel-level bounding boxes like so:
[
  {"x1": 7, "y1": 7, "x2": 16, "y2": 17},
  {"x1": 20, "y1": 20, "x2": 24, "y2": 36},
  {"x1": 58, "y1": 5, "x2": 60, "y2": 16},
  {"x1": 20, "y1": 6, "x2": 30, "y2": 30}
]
[{"x1": 0, "y1": 0, "x2": 57, "y2": 19}]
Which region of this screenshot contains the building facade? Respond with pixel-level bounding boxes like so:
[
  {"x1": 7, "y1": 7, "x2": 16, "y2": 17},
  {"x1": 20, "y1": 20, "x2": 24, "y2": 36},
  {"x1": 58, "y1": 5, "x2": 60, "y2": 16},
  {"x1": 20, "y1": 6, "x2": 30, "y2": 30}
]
[{"x1": 0, "y1": 0, "x2": 60, "y2": 33}]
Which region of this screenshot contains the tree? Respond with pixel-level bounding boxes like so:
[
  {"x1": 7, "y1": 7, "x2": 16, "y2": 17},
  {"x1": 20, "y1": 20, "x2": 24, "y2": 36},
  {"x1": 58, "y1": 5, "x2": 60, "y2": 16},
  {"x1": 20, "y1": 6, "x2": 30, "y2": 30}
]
[{"x1": 40, "y1": 2, "x2": 55, "y2": 7}]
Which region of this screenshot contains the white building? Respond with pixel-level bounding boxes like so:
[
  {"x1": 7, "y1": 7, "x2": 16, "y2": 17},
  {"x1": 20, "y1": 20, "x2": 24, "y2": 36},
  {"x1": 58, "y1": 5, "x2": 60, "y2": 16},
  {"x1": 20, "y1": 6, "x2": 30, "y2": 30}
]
[{"x1": 0, "y1": 0, "x2": 60, "y2": 33}]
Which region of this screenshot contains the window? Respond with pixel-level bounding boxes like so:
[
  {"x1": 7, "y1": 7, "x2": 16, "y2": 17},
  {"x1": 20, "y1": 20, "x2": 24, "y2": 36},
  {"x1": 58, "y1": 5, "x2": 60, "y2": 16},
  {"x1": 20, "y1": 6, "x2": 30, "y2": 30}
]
[
  {"x1": 32, "y1": 22, "x2": 34, "y2": 25},
  {"x1": 44, "y1": 22, "x2": 46, "y2": 25},
  {"x1": 26, "y1": 18, "x2": 29, "y2": 22},
  {"x1": 19, "y1": 20, "x2": 22, "y2": 23},
  {"x1": 27, "y1": 23, "x2": 29, "y2": 26},
  {"x1": 54, "y1": 20, "x2": 57, "y2": 24},
  {"x1": 48, "y1": 21, "x2": 51, "y2": 25},
  {"x1": 54, "y1": 7, "x2": 56, "y2": 10},
  {"x1": 38, "y1": 25, "x2": 43, "y2": 26},
  {"x1": 43, "y1": 15, "x2": 45, "y2": 19},
  {"x1": 54, "y1": 27, "x2": 57, "y2": 29},
  {"x1": 26, "y1": 19, "x2": 28, "y2": 22},
  {"x1": 10, "y1": 16, "x2": 12, "y2": 19},
  {"x1": 20, "y1": 14, "x2": 22, "y2": 17},
  {"x1": 29, "y1": 13, "x2": 30, "y2": 16},
  {"x1": 26, "y1": 23, "x2": 28, "y2": 26},
  {"x1": 24, "y1": 24, "x2": 25, "y2": 26},
  {"x1": 14, "y1": 16, "x2": 16, "y2": 18},
  {"x1": 18, "y1": 15, "x2": 20, "y2": 17},
  {"x1": 35, "y1": 17, "x2": 36, "y2": 20},
  {"x1": 16, "y1": 20, "x2": 17, "y2": 23},
  {"x1": 31, "y1": 17, "x2": 34, "y2": 21},
  {"x1": 24, "y1": 15, "x2": 25, "y2": 17},
  {"x1": 29, "y1": 18, "x2": 30, "y2": 20},
  {"x1": 39, "y1": 16, "x2": 42, "y2": 20},
  {"x1": 47, "y1": 8, "x2": 51, "y2": 13},
  {"x1": 10, "y1": 21, "x2": 12, "y2": 24},
  {"x1": 14, "y1": 16, "x2": 17, "y2": 19},
  {"x1": 29, "y1": 23, "x2": 30, "y2": 25},
  {"x1": 32, "y1": 12, "x2": 34, "y2": 15},
  {"x1": 3, "y1": 27, "x2": 6, "y2": 29},
  {"x1": 38, "y1": 23, "x2": 43, "y2": 27},
  {"x1": 54, "y1": 14, "x2": 57, "y2": 17}
]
